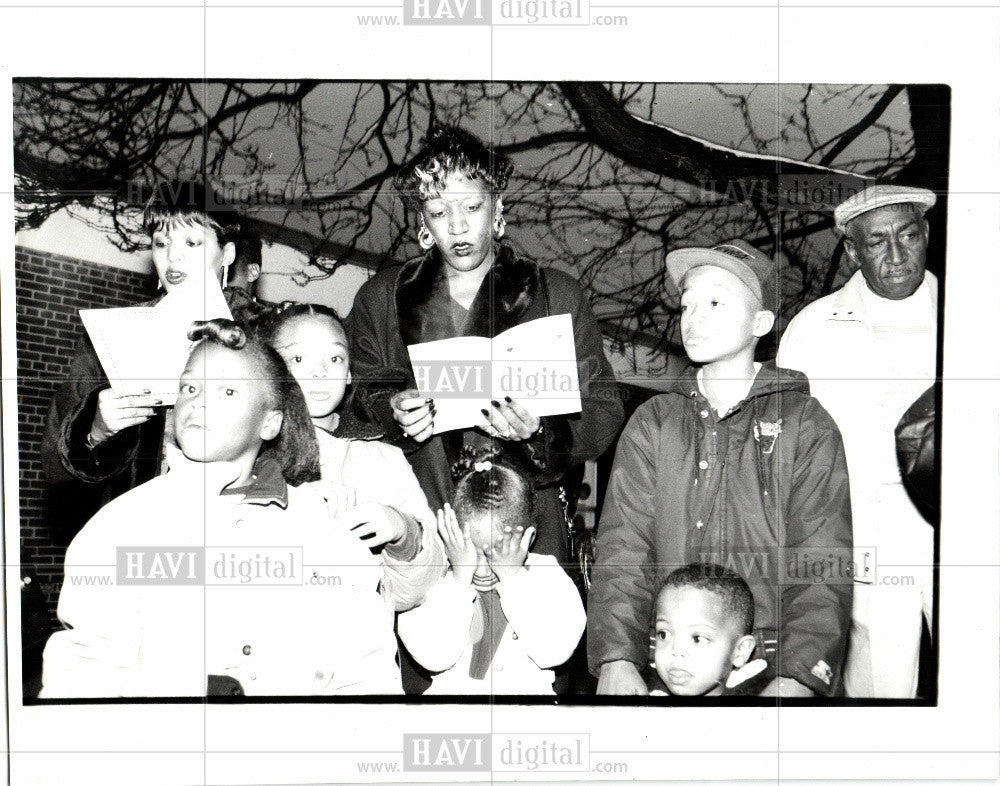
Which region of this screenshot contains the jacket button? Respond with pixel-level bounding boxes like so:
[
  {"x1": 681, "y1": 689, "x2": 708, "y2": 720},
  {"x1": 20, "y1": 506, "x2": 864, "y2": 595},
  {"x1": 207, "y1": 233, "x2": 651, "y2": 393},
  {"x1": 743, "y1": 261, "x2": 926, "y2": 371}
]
[
  {"x1": 512, "y1": 632, "x2": 518, "y2": 640},
  {"x1": 234, "y1": 519, "x2": 245, "y2": 528},
  {"x1": 699, "y1": 460, "x2": 708, "y2": 470},
  {"x1": 699, "y1": 410, "x2": 708, "y2": 418},
  {"x1": 695, "y1": 520, "x2": 704, "y2": 529},
  {"x1": 231, "y1": 686, "x2": 243, "y2": 696},
  {"x1": 242, "y1": 645, "x2": 252, "y2": 656}
]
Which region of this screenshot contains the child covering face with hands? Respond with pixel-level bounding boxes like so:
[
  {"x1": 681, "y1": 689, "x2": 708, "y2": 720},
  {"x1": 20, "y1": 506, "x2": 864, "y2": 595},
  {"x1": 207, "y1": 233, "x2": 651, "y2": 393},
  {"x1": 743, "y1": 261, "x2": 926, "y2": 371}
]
[{"x1": 398, "y1": 449, "x2": 585, "y2": 695}]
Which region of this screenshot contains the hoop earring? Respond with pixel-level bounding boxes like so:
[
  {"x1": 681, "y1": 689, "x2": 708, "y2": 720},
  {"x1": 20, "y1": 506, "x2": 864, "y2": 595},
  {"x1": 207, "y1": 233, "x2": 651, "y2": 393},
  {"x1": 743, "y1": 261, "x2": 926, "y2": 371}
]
[
  {"x1": 417, "y1": 221, "x2": 436, "y2": 250},
  {"x1": 493, "y1": 198, "x2": 506, "y2": 239}
]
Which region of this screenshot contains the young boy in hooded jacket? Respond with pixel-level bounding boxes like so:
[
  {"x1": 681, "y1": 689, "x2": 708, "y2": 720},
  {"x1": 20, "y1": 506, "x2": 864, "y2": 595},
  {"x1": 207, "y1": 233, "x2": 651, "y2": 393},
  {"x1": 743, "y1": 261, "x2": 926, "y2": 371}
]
[{"x1": 587, "y1": 240, "x2": 853, "y2": 697}]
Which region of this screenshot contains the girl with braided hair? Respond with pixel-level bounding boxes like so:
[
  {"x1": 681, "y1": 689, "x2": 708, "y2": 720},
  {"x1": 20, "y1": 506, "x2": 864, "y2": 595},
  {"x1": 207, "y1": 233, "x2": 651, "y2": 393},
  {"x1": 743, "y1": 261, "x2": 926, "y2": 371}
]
[{"x1": 398, "y1": 447, "x2": 585, "y2": 695}]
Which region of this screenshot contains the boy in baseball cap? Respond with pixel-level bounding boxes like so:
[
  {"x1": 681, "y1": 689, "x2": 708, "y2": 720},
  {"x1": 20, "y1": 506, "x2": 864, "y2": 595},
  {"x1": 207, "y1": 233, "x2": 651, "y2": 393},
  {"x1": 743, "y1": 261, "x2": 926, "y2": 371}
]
[{"x1": 587, "y1": 238, "x2": 853, "y2": 698}]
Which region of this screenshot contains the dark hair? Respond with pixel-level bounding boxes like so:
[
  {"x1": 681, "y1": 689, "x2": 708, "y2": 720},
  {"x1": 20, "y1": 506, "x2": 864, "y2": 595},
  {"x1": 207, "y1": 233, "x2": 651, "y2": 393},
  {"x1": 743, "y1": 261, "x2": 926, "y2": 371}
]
[
  {"x1": 393, "y1": 126, "x2": 514, "y2": 212},
  {"x1": 451, "y1": 446, "x2": 536, "y2": 543},
  {"x1": 231, "y1": 232, "x2": 263, "y2": 282},
  {"x1": 186, "y1": 319, "x2": 320, "y2": 486},
  {"x1": 142, "y1": 180, "x2": 241, "y2": 245},
  {"x1": 657, "y1": 563, "x2": 755, "y2": 635},
  {"x1": 256, "y1": 302, "x2": 347, "y2": 346}
]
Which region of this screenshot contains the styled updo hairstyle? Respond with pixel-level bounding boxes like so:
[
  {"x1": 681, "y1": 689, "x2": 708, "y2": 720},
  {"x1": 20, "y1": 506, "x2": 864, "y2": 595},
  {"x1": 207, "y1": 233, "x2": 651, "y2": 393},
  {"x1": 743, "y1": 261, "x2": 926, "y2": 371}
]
[
  {"x1": 186, "y1": 319, "x2": 320, "y2": 486},
  {"x1": 393, "y1": 126, "x2": 514, "y2": 212},
  {"x1": 142, "y1": 179, "x2": 242, "y2": 246},
  {"x1": 451, "y1": 446, "x2": 536, "y2": 548}
]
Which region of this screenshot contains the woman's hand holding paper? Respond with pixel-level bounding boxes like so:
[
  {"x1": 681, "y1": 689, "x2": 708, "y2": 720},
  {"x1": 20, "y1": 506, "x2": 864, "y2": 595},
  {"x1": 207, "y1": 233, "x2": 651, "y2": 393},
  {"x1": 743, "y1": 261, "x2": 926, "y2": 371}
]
[
  {"x1": 390, "y1": 388, "x2": 435, "y2": 442},
  {"x1": 88, "y1": 387, "x2": 162, "y2": 446},
  {"x1": 480, "y1": 396, "x2": 540, "y2": 442}
]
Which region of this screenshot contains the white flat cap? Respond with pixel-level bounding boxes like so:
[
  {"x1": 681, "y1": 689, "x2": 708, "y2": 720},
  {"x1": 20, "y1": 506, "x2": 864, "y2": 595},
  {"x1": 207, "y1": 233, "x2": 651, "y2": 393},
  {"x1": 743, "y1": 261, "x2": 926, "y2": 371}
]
[{"x1": 834, "y1": 184, "x2": 937, "y2": 233}]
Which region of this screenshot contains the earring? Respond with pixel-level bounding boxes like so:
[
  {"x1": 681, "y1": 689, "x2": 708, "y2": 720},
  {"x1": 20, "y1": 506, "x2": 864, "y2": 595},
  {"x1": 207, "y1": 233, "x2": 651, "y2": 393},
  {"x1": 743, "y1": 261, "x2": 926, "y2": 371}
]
[
  {"x1": 221, "y1": 264, "x2": 229, "y2": 289},
  {"x1": 493, "y1": 199, "x2": 506, "y2": 239},
  {"x1": 417, "y1": 220, "x2": 435, "y2": 250}
]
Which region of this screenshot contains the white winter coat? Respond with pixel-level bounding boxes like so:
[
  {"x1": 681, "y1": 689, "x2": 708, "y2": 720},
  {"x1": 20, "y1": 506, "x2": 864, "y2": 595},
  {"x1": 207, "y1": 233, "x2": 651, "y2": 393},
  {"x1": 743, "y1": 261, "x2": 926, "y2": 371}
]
[{"x1": 398, "y1": 554, "x2": 585, "y2": 695}]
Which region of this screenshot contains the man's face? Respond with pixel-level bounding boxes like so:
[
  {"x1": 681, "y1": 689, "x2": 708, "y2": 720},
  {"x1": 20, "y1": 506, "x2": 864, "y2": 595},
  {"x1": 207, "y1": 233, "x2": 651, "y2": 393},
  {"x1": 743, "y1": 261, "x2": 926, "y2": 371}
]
[{"x1": 845, "y1": 203, "x2": 929, "y2": 301}]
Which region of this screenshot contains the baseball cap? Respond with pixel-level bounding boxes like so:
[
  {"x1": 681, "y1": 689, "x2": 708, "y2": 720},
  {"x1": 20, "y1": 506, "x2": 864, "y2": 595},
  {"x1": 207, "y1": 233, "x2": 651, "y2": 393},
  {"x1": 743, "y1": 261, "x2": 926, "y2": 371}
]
[
  {"x1": 834, "y1": 184, "x2": 936, "y2": 234},
  {"x1": 666, "y1": 239, "x2": 777, "y2": 314}
]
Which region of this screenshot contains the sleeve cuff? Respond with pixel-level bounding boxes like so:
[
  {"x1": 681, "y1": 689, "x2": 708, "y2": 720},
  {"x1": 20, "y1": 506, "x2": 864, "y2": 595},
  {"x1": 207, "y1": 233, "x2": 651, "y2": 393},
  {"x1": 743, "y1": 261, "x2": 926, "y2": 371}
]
[{"x1": 383, "y1": 512, "x2": 422, "y2": 561}]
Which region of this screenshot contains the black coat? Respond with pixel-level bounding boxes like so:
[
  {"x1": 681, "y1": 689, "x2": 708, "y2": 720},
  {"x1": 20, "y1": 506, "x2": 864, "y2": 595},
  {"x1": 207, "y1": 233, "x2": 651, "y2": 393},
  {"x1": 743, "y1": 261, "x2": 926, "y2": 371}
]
[{"x1": 347, "y1": 243, "x2": 624, "y2": 560}]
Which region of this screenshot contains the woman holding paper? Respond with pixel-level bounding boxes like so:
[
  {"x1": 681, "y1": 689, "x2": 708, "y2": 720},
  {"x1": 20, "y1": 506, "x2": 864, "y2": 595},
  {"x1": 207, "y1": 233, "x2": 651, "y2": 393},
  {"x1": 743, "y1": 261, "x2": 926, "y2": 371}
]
[
  {"x1": 40, "y1": 180, "x2": 263, "y2": 520},
  {"x1": 347, "y1": 127, "x2": 624, "y2": 563}
]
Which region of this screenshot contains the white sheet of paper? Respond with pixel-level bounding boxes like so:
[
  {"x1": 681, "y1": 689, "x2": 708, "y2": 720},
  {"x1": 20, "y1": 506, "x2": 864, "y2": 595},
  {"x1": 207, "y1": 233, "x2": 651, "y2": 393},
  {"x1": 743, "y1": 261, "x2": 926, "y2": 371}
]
[
  {"x1": 80, "y1": 282, "x2": 233, "y2": 404},
  {"x1": 406, "y1": 313, "x2": 582, "y2": 435}
]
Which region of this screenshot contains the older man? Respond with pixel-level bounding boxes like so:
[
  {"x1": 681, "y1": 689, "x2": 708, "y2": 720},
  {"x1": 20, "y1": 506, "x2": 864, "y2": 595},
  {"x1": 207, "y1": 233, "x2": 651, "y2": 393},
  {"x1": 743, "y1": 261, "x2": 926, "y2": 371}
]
[{"x1": 777, "y1": 184, "x2": 938, "y2": 698}]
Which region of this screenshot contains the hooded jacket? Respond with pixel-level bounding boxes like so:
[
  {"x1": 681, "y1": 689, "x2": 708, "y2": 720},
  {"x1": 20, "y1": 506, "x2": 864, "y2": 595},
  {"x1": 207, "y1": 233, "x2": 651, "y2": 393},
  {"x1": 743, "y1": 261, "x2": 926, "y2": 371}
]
[
  {"x1": 587, "y1": 361, "x2": 853, "y2": 696},
  {"x1": 346, "y1": 242, "x2": 624, "y2": 559}
]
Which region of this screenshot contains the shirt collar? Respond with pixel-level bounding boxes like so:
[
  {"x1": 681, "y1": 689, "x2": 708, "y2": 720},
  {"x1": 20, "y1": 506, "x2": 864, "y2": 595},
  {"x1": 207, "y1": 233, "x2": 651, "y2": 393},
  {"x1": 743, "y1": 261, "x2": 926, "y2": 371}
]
[{"x1": 165, "y1": 444, "x2": 289, "y2": 507}]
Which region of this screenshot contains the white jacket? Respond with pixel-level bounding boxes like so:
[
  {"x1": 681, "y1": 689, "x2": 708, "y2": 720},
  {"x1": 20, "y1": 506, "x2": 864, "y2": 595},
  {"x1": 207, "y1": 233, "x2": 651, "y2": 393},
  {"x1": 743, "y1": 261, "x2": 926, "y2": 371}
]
[
  {"x1": 41, "y1": 446, "x2": 441, "y2": 698},
  {"x1": 398, "y1": 554, "x2": 585, "y2": 695},
  {"x1": 777, "y1": 270, "x2": 937, "y2": 540},
  {"x1": 777, "y1": 269, "x2": 936, "y2": 697},
  {"x1": 313, "y1": 425, "x2": 434, "y2": 524}
]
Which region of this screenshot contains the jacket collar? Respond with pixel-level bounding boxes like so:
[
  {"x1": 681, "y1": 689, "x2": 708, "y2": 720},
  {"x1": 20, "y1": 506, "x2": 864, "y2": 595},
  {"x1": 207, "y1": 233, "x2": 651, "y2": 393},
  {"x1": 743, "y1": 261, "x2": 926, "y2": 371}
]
[
  {"x1": 165, "y1": 444, "x2": 289, "y2": 507},
  {"x1": 828, "y1": 269, "x2": 937, "y2": 320},
  {"x1": 670, "y1": 360, "x2": 810, "y2": 403},
  {"x1": 395, "y1": 242, "x2": 541, "y2": 345},
  {"x1": 330, "y1": 412, "x2": 385, "y2": 442}
]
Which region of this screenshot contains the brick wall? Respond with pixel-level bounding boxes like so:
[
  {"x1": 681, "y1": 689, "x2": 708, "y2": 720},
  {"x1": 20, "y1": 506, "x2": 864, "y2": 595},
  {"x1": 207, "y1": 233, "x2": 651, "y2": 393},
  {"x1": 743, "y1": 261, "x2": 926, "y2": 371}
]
[{"x1": 14, "y1": 246, "x2": 156, "y2": 613}]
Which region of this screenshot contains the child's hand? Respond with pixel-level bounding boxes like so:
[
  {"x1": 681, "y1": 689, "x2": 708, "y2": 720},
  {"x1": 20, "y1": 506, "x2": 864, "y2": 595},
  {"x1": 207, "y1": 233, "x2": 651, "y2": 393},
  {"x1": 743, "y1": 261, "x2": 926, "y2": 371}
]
[
  {"x1": 437, "y1": 504, "x2": 476, "y2": 586},
  {"x1": 318, "y1": 482, "x2": 357, "y2": 519},
  {"x1": 487, "y1": 526, "x2": 534, "y2": 584},
  {"x1": 337, "y1": 502, "x2": 406, "y2": 549},
  {"x1": 391, "y1": 388, "x2": 435, "y2": 443},
  {"x1": 89, "y1": 388, "x2": 161, "y2": 445}
]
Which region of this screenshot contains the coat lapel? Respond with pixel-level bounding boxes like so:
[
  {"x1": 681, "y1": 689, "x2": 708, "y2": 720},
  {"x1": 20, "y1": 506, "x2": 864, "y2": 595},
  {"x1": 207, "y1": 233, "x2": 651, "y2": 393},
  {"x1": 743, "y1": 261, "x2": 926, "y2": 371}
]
[
  {"x1": 395, "y1": 243, "x2": 541, "y2": 346},
  {"x1": 464, "y1": 243, "x2": 540, "y2": 337}
]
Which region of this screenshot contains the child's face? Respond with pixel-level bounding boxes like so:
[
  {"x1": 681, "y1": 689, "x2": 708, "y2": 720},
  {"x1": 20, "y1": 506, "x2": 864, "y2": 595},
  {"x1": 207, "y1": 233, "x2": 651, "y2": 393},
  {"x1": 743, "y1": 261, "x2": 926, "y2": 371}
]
[
  {"x1": 464, "y1": 512, "x2": 503, "y2": 590},
  {"x1": 272, "y1": 316, "x2": 351, "y2": 426},
  {"x1": 653, "y1": 586, "x2": 746, "y2": 696},
  {"x1": 679, "y1": 266, "x2": 772, "y2": 366},
  {"x1": 151, "y1": 220, "x2": 235, "y2": 293},
  {"x1": 174, "y1": 343, "x2": 282, "y2": 470}
]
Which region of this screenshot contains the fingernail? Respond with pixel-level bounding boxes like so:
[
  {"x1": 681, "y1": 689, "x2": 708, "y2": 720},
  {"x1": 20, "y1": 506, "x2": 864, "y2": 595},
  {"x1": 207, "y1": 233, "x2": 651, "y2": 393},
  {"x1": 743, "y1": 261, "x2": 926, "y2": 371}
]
[
  {"x1": 481, "y1": 408, "x2": 490, "y2": 417},
  {"x1": 490, "y1": 399, "x2": 501, "y2": 408},
  {"x1": 153, "y1": 400, "x2": 163, "y2": 406},
  {"x1": 142, "y1": 389, "x2": 151, "y2": 395},
  {"x1": 504, "y1": 396, "x2": 512, "y2": 404}
]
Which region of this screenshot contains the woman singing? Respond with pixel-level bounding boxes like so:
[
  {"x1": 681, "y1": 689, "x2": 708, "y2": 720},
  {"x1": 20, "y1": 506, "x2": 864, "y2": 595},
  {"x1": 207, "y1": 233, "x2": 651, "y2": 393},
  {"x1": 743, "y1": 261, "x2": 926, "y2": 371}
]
[{"x1": 348, "y1": 126, "x2": 623, "y2": 563}]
